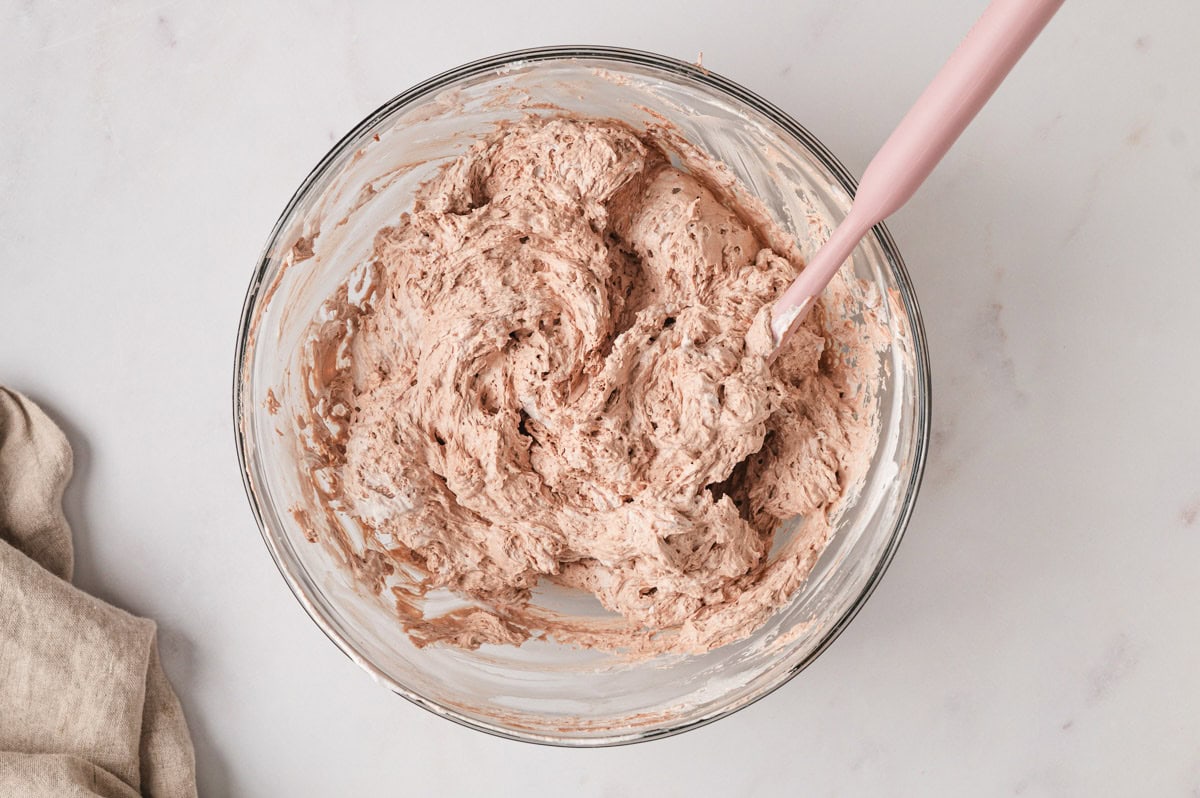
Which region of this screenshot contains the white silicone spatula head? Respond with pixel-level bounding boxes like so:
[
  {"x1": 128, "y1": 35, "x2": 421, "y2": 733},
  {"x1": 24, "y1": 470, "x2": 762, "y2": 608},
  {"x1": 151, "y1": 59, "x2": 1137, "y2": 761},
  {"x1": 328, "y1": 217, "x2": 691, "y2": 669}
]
[{"x1": 770, "y1": 0, "x2": 1065, "y2": 348}]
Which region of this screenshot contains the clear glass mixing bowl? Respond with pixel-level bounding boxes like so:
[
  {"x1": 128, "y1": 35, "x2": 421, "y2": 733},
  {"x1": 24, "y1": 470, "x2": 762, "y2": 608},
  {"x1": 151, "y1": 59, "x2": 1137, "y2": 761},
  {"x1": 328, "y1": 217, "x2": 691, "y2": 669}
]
[{"x1": 233, "y1": 46, "x2": 930, "y2": 746}]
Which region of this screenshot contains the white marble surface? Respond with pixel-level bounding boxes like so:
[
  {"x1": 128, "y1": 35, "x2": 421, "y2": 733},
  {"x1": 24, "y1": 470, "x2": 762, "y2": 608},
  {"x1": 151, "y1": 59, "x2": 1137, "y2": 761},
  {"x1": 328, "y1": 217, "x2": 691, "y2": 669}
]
[{"x1": 3, "y1": 0, "x2": 1199, "y2": 794}]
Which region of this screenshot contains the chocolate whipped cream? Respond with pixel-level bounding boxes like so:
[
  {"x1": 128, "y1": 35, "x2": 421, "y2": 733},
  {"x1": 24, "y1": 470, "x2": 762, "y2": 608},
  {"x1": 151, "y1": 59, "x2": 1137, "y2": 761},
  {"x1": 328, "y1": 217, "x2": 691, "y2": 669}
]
[{"x1": 296, "y1": 115, "x2": 887, "y2": 655}]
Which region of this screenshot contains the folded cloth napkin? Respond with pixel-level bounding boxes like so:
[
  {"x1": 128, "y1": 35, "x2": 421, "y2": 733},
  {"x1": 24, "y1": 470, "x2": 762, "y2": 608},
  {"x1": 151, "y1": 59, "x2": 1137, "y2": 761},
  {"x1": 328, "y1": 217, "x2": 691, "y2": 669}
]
[{"x1": 0, "y1": 388, "x2": 197, "y2": 797}]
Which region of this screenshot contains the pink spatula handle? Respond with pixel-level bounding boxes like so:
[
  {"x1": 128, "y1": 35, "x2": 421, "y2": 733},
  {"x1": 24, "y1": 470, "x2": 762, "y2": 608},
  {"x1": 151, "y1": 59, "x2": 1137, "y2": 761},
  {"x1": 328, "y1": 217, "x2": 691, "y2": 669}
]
[{"x1": 770, "y1": 0, "x2": 1065, "y2": 346}]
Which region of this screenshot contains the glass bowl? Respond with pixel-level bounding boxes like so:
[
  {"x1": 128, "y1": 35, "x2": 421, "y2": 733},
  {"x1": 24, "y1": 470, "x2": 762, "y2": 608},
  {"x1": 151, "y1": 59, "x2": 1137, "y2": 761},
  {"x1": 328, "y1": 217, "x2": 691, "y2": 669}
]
[{"x1": 233, "y1": 46, "x2": 930, "y2": 746}]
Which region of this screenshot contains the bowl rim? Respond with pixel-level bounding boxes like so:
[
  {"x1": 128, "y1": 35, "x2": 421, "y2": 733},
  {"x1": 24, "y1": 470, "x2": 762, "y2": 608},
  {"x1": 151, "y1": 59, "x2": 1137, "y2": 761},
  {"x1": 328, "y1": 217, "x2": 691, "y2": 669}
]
[{"x1": 232, "y1": 44, "x2": 932, "y2": 747}]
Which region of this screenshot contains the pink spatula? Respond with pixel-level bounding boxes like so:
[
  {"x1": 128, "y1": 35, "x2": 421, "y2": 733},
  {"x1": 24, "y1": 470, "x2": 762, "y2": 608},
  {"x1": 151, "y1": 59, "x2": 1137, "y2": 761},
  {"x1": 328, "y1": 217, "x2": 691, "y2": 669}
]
[{"x1": 770, "y1": 0, "x2": 1065, "y2": 347}]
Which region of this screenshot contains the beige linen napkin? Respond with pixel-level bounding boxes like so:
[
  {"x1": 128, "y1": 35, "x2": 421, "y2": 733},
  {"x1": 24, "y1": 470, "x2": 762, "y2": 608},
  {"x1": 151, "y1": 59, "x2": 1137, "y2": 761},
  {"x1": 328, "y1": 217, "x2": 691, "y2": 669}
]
[{"x1": 0, "y1": 388, "x2": 197, "y2": 797}]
